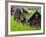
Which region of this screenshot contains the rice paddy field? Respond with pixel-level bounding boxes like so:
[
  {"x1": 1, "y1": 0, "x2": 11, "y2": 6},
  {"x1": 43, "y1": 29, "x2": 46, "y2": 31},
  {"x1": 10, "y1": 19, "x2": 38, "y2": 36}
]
[{"x1": 10, "y1": 9, "x2": 41, "y2": 32}]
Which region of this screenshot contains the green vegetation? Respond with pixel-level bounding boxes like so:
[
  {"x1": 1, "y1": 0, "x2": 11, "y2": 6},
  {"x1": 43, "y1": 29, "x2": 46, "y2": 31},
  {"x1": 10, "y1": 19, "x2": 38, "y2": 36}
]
[{"x1": 11, "y1": 16, "x2": 41, "y2": 32}]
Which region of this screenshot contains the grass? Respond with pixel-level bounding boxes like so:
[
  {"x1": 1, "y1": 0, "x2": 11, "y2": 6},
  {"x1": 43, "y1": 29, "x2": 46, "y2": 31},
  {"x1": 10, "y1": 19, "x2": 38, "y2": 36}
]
[{"x1": 11, "y1": 16, "x2": 41, "y2": 32}]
